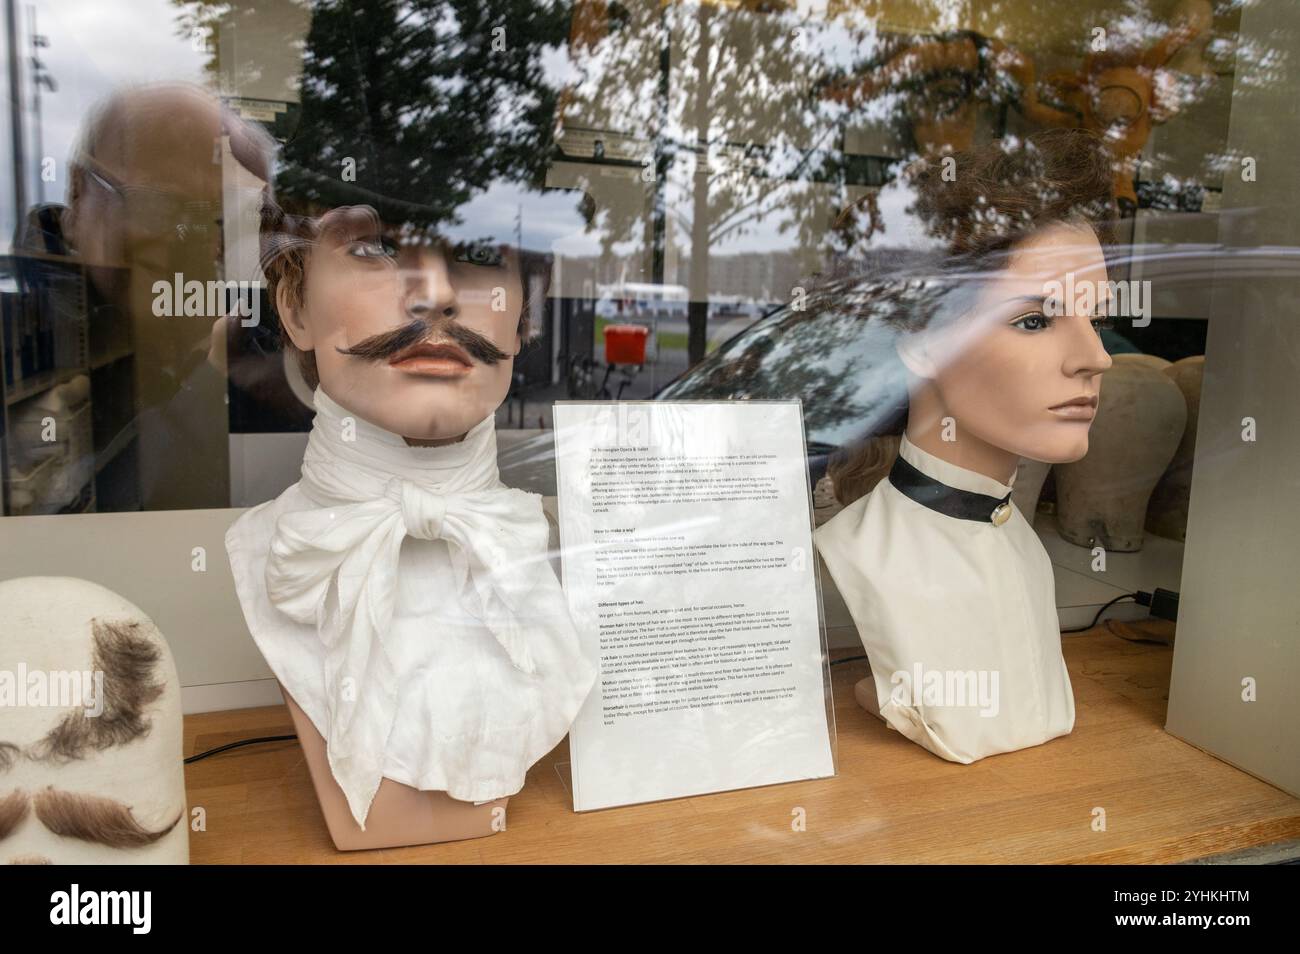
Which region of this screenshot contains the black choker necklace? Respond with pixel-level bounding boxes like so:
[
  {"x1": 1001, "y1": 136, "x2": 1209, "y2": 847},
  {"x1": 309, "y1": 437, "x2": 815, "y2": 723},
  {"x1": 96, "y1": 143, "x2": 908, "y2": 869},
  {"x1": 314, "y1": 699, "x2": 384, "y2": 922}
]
[{"x1": 888, "y1": 453, "x2": 1014, "y2": 526}]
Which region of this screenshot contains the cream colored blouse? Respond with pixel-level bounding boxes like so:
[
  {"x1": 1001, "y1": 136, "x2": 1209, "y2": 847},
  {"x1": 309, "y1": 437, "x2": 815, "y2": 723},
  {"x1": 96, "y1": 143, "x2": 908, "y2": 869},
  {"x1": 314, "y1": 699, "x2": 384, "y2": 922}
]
[{"x1": 815, "y1": 433, "x2": 1075, "y2": 762}]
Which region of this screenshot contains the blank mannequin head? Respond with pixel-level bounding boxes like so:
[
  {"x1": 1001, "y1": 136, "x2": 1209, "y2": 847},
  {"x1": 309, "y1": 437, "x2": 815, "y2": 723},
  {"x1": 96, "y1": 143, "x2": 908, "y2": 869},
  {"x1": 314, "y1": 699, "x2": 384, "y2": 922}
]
[{"x1": 0, "y1": 578, "x2": 186, "y2": 865}]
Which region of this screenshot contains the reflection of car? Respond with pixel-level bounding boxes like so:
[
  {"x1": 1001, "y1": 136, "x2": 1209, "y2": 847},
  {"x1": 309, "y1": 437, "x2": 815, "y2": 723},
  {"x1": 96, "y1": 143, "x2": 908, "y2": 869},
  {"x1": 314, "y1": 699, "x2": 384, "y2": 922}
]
[
  {"x1": 498, "y1": 235, "x2": 1293, "y2": 498},
  {"x1": 499, "y1": 299, "x2": 845, "y2": 497}
]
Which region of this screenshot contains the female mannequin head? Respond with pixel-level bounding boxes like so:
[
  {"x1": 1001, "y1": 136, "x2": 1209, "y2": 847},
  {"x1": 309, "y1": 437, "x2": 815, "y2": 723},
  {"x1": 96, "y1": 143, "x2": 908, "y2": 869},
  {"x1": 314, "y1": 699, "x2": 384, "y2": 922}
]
[
  {"x1": 896, "y1": 221, "x2": 1114, "y2": 476},
  {"x1": 259, "y1": 198, "x2": 551, "y2": 443},
  {"x1": 827, "y1": 129, "x2": 1117, "y2": 490}
]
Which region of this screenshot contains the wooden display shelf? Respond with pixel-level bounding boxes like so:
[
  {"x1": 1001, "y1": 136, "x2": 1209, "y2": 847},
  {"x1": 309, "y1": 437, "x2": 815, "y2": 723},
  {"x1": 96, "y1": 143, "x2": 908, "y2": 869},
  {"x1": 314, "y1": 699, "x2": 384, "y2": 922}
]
[
  {"x1": 89, "y1": 346, "x2": 133, "y2": 370},
  {"x1": 4, "y1": 367, "x2": 83, "y2": 406},
  {"x1": 183, "y1": 628, "x2": 1300, "y2": 864}
]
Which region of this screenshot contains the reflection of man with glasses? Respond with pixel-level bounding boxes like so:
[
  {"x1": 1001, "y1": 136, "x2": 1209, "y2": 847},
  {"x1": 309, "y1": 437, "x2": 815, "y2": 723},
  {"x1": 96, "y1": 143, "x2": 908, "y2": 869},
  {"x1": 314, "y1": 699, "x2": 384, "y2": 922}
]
[{"x1": 60, "y1": 83, "x2": 275, "y2": 511}]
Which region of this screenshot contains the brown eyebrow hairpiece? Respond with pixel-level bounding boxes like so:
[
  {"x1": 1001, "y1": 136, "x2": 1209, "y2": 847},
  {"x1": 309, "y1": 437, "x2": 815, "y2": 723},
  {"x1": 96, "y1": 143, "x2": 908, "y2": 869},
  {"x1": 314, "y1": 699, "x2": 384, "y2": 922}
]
[
  {"x1": 27, "y1": 618, "x2": 166, "y2": 763},
  {"x1": 33, "y1": 787, "x2": 181, "y2": 849}
]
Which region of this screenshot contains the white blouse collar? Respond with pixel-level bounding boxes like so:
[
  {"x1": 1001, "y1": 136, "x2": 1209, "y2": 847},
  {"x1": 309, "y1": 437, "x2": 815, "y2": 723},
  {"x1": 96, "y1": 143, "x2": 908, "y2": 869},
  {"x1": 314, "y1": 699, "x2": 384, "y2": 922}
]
[{"x1": 898, "y1": 432, "x2": 1017, "y2": 500}]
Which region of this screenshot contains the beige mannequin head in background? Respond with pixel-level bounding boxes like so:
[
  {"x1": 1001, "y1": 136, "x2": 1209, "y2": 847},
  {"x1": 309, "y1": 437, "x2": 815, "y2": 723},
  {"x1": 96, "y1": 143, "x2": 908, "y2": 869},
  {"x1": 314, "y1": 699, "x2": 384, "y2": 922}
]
[{"x1": 1054, "y1": 354, "x2": 1188, "y2": 551}]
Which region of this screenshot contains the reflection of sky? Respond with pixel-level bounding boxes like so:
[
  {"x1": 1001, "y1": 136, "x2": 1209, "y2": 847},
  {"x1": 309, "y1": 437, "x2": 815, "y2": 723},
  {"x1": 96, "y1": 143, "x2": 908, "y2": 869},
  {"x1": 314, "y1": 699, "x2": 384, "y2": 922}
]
[
  {"x1": 19, "y1": 0, "x2": 607, "y2": 256},
  {"x1": 436, "y1": 177, "x2": 598, "y2": 256},
  {"x1": 14, "y1": 0, "x2": 919, "y2": 259}
]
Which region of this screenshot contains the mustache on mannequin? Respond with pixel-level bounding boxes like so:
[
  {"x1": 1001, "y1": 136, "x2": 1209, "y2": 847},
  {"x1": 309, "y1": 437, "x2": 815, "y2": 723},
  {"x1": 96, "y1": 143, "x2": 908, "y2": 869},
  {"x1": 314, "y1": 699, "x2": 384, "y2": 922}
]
[{"x1": 336, "y1": 315, "x2": 509, "y2": 365}]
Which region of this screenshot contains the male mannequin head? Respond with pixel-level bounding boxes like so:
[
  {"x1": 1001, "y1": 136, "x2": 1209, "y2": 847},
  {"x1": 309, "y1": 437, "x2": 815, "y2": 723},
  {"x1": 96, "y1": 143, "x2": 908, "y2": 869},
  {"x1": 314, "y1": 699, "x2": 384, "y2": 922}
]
[{"x1": 260, "y1": 197, "x2": 551, "y2": 443}]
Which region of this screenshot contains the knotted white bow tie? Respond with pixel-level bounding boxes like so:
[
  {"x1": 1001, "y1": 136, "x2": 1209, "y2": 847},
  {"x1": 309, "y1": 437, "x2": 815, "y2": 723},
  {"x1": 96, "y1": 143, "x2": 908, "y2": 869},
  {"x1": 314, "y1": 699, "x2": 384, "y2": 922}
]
[
  {"x1": 262, "y1": 388, "x2": 551, "y2": 828},
  {"x1": 266, "y1": 478, "x2": 544, "y2": 673}
]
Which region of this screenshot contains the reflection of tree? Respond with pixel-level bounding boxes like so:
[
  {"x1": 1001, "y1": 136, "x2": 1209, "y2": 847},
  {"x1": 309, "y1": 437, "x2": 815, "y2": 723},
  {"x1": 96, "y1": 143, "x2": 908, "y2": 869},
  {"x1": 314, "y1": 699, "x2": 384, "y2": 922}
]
[
  {"x1": 177, "y1": 0, "x2": 571, "y2": 231},
  {"x1": 174, "y1": 0, "x2": 313, "y2": 95},
  {"x1": 562, "y1": 0, "x2": 855, "y2": 364},
  {"x1": 558, "y1": 0, "x2": 1252, "y2": 365},
  {"x1": 1162, "y1": 5, "x2": 1285, "y2": 198},
  {"x1": 1003, "y1": 3, "x2": 1215, "y2": 210},
  {"x1": 821, "y1": 0, "x2": 1266, "y2": 211},
  {"x1": 818, "y1": 30, "x2": 1034, "y2": 156},
  {"x1": 172, "y1": 0, "x2": 1294, "y2": 367}
]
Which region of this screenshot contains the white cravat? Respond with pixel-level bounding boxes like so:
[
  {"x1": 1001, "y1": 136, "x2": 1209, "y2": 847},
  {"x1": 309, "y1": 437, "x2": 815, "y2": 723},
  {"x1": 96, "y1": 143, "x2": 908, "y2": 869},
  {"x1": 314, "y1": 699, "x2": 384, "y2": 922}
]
[{"x1": 263, "y1": 387, "x2": 552, "y2": 827}]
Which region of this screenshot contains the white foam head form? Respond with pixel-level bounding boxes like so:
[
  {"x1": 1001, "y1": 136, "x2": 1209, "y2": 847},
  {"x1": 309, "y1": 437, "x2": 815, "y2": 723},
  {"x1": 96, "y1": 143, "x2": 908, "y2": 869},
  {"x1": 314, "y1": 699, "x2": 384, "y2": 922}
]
[{"x1": 0, "y1": 577, "x2": 188, "y2": 864}]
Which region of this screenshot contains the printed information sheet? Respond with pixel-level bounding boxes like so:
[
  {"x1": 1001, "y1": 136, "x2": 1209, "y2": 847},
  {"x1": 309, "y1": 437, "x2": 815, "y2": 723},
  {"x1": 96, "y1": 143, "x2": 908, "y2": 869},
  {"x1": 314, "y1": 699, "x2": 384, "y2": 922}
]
[{"x1": 553, "y1": 401, "x2": 835, "y2": 811}]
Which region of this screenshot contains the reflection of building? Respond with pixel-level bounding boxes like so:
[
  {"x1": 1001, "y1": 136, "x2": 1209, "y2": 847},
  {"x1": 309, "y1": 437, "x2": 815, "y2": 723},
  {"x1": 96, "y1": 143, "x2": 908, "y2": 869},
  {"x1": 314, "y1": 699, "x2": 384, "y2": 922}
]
[
  {"x1": 683, "y1": 251, "x2": 805, "y2": 304},
  {"x1": 561, "y1": 249, "x2": 804, "y2": 308}
]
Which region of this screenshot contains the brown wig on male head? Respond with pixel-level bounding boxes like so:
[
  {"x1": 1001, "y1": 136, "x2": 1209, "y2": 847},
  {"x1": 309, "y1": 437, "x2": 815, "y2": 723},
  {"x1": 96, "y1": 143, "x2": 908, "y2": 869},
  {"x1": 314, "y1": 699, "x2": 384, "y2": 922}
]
[
  {"x1": 824, "y1": 128, "x2": 1117, "y2": 504},
  {"x1": 259, "y1": 188, "x2": 554, "y2": 390}
]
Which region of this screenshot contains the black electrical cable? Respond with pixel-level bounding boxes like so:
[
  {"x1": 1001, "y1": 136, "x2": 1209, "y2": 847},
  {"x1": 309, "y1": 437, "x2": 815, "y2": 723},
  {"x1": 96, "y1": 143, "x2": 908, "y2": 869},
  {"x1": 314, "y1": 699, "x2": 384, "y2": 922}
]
[
  {"x1": 831, "y1": 654, "x2": 869, "y2": 667},
  {"x1": 185, "y1": 734, "x2": 298, "y2": 764},
  {"x1": 1061, "y1": 592, "x2": 1139, "y2": 634}
]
